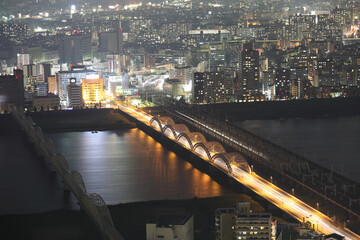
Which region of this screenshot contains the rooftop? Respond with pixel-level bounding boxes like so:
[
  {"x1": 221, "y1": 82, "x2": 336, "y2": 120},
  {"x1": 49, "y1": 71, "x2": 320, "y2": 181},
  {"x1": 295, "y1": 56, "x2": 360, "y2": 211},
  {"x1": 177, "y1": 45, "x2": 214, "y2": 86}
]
[{"x1": 151, "y1": 214, "x2": 192, "y2": 228}]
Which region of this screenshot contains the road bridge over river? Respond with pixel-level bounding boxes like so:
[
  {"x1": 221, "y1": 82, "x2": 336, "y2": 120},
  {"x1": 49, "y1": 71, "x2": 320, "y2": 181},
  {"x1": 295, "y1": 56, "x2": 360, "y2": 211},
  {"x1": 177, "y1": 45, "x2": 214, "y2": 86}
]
[{"x1": 119, "y1": 105, "x2": 360, "y2": 240}]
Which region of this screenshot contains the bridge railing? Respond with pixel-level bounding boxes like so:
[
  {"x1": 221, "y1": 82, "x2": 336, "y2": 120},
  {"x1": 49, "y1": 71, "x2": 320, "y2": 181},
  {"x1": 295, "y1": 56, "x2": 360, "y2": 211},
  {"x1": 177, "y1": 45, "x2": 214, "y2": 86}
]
[
  {"x1": 10, "y1": 106, "x2": 124, "y2": 240},
  {"x1": 163, "y1": 105, "x2": 360, "y2": 220}
]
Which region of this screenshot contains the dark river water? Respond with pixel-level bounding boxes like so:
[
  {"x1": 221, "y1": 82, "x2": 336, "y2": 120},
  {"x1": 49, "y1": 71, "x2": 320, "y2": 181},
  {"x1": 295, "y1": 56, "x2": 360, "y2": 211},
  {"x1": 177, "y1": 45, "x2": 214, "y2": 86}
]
[
  {"x1": 0, "y1": 128, "x2": 232, "y2": 215},
  {"x1": 1, "y1": 115, "x2": 359, "y2": 215},
  {"x1": 236, "y1": 115, "x2": 360, "y2": 184}
]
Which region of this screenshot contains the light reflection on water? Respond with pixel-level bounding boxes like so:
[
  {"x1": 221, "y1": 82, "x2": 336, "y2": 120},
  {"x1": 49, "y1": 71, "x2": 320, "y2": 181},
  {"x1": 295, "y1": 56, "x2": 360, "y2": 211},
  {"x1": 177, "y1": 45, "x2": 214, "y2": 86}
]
[
  {"x1": 47, "y1": 128, "x2": 232, "y2": 205},
  {"x1": 1, "y1": 129, "x2": 232, "y2": 215}
]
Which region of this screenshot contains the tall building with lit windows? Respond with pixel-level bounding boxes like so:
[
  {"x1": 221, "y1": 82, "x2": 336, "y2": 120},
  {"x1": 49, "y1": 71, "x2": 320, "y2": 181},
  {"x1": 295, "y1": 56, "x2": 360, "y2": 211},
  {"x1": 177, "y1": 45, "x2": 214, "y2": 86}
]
[
  {"x1": 193, "y1": 71, "x2": 233, "y2": 104},
  {"x1": 275, "y1": 68, "x2": 291, "y2": 100},
  {"x1": 82, "y1": 78, "x2": 104, "y2": 104},
  {"x1": 239, "y1": 43, "x2": 259, "y2": 100}
]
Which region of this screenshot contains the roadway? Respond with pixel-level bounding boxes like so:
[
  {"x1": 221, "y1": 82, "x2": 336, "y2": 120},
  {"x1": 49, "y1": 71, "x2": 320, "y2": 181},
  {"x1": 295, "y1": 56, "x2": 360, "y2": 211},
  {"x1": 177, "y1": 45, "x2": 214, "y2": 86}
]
[{"x1": 118, "y1": 105, "x2": 360, "y2": 240}]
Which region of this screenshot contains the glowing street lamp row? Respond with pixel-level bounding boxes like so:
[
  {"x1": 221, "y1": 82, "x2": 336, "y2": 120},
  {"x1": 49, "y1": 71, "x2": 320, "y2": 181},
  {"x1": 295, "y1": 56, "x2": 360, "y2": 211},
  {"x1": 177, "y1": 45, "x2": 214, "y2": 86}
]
[{"x1": 118, "y1": 105, "x2": 360, "y2": 240}]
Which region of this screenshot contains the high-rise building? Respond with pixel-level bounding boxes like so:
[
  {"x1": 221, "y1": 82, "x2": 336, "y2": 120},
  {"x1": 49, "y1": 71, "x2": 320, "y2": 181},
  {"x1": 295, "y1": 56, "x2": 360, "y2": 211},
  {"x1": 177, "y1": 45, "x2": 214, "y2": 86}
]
[
  {"x1": 239, "y1": 43, "x2": 260, "y2": 100},
  {"x1": 99, "y1": 29, "x2": 124, "y2": 54},
  {"x1": 107, "y1": 54, "x2": 127, "y2": 75},
  {"x1": 193, "y1": 72, "x2": 205, "y2": 103},
  {"x1": 17, "y1": 54, "x2": 30, "y2": 69},
  {"x1": 289, "y1": 14, "x2": 316, "y2": 39},
  {"x1": 170, "y1": 66, "x2": 193, "y2": 85},
  {"x1": 34, "y1": 82, "x2": 48, "y2": 96},
  {"x1": 107, "y1": 75, "x2": 123, "y2": 96},
  {"x1": 57, "y1": 70, "x2": 96, "y2": 103},
  {"x1": 23, "y1": 64, "x2": 37, "y2": 78},
  {"x1": 289, "y1": 53, "x2": 317, "y2": 85},
  {"x1": 193, "y1": 71, "x2": 233, "y2": 103},
  {"x1": 67, "y1": 78, "x2": 82, "y2": 109},
  {"x1": 48, "y1": 76, "x2": 58, "y2": 94},
  {"x1": 275, "y1": 68, "x2": 291, "y2": 100},
  {"x1": 82, "y1": 78, "x2": 104, "y2": 105},
  {"x1": 37, "y1": 63, "x2": 51, "y2": 82},
  {"x1": 59, "y1": 34, "x2": 92, "y2": 64},
  {"x1": 0, "y1": 69, "x2": 24, "y2": 112},
  {"x1": 331, "y1": 8, "x2": 348, "y2": 26},
  {"x1": 0, "y1": 22, "x2": 33, "y2": 38},
  {"x1": 163, "y1": 79, "x2": 183, "y2": 99}
]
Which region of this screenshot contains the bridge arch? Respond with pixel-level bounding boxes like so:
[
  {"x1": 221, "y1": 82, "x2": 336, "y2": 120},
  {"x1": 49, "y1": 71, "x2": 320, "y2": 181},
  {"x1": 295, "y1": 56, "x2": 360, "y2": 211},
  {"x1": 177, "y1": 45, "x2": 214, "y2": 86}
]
[
  {"x1": 177, "y1": 132, "x2": 193, "y2": 149},
  {"x1": 150, "y1": 117, "x2": 163, "y2": 132},
  {"x1": 162, "y1": 125, "x2": 177, "y2": 140},
  {"x1": 35, "y1": 126, "x2": 44, "y2": 139},
  {"x1": 88, "y1": 193, "x2": 114, "y2": 227},
  {"x1": 72, "y1": 170, "x2": 87, "y2": 196},
  {"x1": 50, "y1": 153, "x2": 70, "y2": 177},
  {"x1": 150, "y1": 116, "x2": 175, "y2": 132},
  {"x1": 45, "y1": 138, "x2": 56, "y2": 156},
  {"x1": 193, "y1": 142, "x2": 212, "y2": 160},
  {"x1": 222, "y1": 152, "x2": 251, "y2": 173},
  {"x1": 194, "y1": 141, "x2": 227, "y2": 161},
  {"x1": 177, "y1": 132, "x2": 207, "y2": 149},
  {"x1": 163, "y1": 123, "x2": 191, "y2": 140},
  {"x1": 211, "y1": 154, "x2": 233, "y2": 173}
]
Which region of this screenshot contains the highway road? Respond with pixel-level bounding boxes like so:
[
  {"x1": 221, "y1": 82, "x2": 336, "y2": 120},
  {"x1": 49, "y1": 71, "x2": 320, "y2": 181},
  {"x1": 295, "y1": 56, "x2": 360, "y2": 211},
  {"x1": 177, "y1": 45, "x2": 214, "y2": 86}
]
[{"x1": 118, "y1": 105, "x2": 360, "y2": 240}]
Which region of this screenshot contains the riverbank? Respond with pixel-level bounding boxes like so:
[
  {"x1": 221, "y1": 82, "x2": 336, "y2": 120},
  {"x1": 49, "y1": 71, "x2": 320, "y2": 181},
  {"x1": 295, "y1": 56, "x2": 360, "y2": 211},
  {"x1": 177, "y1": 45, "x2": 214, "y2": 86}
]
[
  {"x1": 194, "y1": 97, "x2": 360, "y2": 120},
  {"x1": 28, "y1": 108, "x2": 136, "y2": 132},
  {"x1": 0, "y1": 109, "x2": 136, "y2": 134},
  {"x1": 0, "y1": 194, "x2": 265, "y2": 240}
]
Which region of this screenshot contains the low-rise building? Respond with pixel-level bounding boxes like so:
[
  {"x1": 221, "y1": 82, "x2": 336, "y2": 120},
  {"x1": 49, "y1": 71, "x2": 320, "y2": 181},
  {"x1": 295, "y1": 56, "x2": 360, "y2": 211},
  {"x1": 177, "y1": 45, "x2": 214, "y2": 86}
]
[
  {"x1": 146, "y1": 214, "x2": 194, "y2": 240},
  {"x1": 32, "y1": 94, "x2": 60, "y2": 111},
  {"x1": 215, "y1": 201, "x2": 276, "y2": 240}
]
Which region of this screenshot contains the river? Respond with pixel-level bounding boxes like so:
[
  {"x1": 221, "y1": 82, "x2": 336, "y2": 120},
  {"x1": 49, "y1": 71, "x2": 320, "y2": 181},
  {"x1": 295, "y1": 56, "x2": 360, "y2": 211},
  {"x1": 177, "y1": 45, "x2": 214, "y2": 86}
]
[
  {"x1": 236, "y1": 115, "x2": 360, "y2": 183},
  {"x1": 2, "y1": 114, "x2": 359, "y2": 215},
  {"x1": 0, "y1": 129, "x2": 232, "y2": 215}
]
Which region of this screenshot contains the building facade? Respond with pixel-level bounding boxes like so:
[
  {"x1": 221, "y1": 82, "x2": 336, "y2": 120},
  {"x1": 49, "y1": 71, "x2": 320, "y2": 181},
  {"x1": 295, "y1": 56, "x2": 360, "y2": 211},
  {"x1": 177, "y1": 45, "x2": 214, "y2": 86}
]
[
  {"x1": 239, "y1": 43, "x2": 260, "y2": 100},
  {"x1": 146, "y1": 214, "x2": 194, "y2": 240},
  {"x1": 82, "y1": 78, "x2": 104, "y2": 105}
]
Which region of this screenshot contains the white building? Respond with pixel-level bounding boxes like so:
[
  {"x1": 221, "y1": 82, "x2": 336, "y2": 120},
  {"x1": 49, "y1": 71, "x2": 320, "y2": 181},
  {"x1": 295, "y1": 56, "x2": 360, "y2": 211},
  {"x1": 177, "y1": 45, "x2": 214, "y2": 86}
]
[
  {"x1": 107, "y1": 75, "x2": 123, "y2": 96},
  {"x1": 215, "y1": 201, "x2": 276, "y2": 240},
  {"x1": 146, "y1": 214, "x2": 194, "y2": 240},
  {"x1": 57, "y1": 70, "x2": 96, "y2": 104},
  {"x1": 17, "y1": 54, "x2": 30, "y2": 69},
  {"x1": 170, "y1": 66, "x2": 193, "y2": 85}
]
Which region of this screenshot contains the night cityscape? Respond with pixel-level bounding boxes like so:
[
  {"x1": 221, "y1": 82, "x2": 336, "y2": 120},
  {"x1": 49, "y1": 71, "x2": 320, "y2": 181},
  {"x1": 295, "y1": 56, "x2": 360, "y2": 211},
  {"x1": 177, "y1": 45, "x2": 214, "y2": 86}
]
[{"x1": 1, "y1": 0, "x2": 360, "y2": 239}]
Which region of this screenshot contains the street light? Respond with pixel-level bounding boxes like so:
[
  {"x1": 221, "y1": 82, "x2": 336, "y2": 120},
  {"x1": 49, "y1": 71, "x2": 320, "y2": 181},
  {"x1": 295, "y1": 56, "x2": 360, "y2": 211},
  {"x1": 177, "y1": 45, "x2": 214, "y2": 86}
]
[
  {"x1": 316, "y1": 202, "x2": 319, "y2": 210},
  {"x1": 292, "y1": 188, "x2": 295, "y2": 196},
  {"x1": 270, "y1": 176, "x2": 273, "y2": 184}
]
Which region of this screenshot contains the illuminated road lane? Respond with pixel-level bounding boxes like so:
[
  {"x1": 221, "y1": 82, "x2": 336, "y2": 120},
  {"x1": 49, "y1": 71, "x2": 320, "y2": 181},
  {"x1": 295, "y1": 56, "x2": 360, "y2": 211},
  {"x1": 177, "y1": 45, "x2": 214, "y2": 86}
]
[{"x1": 119, "y1": 105, "x2": 360, "y2": 240}]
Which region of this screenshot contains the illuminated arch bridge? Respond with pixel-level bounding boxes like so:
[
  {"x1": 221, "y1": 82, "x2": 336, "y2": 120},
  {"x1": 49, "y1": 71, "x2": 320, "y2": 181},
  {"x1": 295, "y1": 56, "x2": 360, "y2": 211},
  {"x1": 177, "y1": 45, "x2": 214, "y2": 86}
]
[{"x1": 149, "y1": 116, "x2": 251, "y2": 174}]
